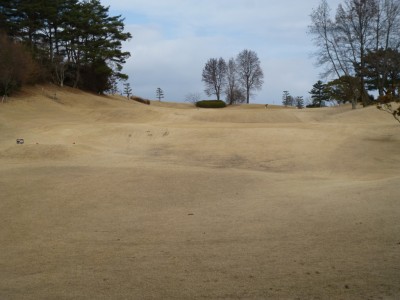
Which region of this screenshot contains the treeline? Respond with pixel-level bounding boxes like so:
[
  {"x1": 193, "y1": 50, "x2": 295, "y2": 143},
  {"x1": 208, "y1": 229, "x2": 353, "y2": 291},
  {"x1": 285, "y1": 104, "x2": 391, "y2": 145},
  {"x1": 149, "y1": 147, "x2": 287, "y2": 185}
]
[
  {"x1": 0, "y1": 0, "x2": 131, "y2": 97},
  {"x1": 282, "y1": 79, "x2": 371, "y2": 109},
  {"x1": 310, "y1": 0, "x2": 400, "y2": 109},
  {"x1": 281, "y1": 91, "x2": 305, "y2": 109}
]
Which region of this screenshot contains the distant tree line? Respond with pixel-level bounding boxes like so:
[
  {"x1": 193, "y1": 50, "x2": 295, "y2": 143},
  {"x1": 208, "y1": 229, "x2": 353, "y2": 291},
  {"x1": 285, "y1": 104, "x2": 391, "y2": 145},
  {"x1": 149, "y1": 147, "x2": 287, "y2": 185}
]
[
  {"x1": 309, "y1": 0, "x2": 400, "y2": 111},
  {"x1": 202, "y1": 49, "x2": 264, "y2": 104},
  {"x1": 0, "y1": 0, "x2": 131, "y2": 97},
  {"x1": 284, "y1": 79, "x2": 373, "y2": 109},
  {"x1": 282, "y1": 91, "x2": 305, "y2": 109}
]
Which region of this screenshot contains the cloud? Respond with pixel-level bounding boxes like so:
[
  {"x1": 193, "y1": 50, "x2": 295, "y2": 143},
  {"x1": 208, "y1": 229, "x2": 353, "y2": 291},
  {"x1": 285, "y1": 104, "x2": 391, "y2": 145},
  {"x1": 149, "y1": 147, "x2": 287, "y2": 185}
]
[{"x1": 102, "y1": 0, "x2": 343, "y2": 103}]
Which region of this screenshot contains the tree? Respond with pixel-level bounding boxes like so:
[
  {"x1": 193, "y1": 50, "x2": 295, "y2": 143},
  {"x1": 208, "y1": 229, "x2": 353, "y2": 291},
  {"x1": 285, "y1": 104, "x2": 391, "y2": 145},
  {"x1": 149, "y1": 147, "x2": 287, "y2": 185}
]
[
  {"x1": 0, "y1": 0, "x2": 132, "y2": 93},
  {"x1": 326, "y1": 76, "x2": 362, "y2": 105},
  {"x1": 108, "y1": 75, "x2": 119, "y2": 95},
  {"x1": 282, "y1": 91, "x2": 293, "y2": 106},
  {"x1": 309, "y1": 0, "x2": 400, "y2": 108},
  {"x1": 202, "y1": 57, "x2": 227, "y2": 101},
  {"x1": 184, "y1": 92, "x2": 201, "y2": 104},
  {"x1": 236, "y1": 49, "x2": 264, "y2": 103},
  {"x1": 61, "y1": 0, "x2": 131, "y2": 92},
  {"x1": 156, "y1": 87, "x2": 164, "y2": 101},
  {"x1": 0, "y1": 33, "x2": 37, "y2": 101},
  {"x1": 225, "y1": 58, "x2": 245, "y2": 105},
  {"x1": 123, "y1": 82, "x2": 132, "y2": 98},
  {"x1": 309, "y1": 80, "x2": 330, "y2": 107},
  {"x1": 295, "y1": 96, "x2": 305, "y2": 109},
  {"x1": 359, "y1": 48, "x2": 400, "y2": 96},
  {"x1": 336, "y1": 0, "x2": 378, "y2": 106}
]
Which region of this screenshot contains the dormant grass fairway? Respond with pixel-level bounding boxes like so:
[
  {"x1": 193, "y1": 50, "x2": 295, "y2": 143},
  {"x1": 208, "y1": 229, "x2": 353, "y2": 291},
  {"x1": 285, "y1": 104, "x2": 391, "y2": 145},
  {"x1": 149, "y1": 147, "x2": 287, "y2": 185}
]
[{"x1": 1, "y1": 86, "x2": 399, "y2": 299}]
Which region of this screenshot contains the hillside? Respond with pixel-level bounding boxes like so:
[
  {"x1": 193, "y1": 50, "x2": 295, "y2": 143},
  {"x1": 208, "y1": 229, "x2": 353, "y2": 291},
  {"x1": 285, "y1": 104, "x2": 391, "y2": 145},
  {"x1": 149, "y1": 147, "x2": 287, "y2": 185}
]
[{"x1": 0, "y1": 86, "x2": 399, "y2": 299}]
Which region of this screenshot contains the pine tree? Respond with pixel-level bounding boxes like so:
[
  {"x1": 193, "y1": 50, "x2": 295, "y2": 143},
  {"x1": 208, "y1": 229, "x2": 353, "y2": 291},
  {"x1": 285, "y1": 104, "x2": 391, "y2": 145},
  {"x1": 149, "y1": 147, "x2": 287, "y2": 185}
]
[
  {"x1": 62, "y1": 0, "x2": 131, "y2": 91},
  {"x1": 309, "y1": 80, "x2": 330, "y2": 107},
  {"x1": 156, "y1": 87, "x2": 164, "y2": 101},
  {"x1": 295, "y1": 96, "x2": 304, "y2": 109},
  {"x1": 282, "y1": 91, "x2": 294, "y2": 106},
  {"x1": 123, "y1": 82, "x2": 132, "y2": 98},
  {"x1": 0, "y1": 0, "x2": 131, "y2": 93}
]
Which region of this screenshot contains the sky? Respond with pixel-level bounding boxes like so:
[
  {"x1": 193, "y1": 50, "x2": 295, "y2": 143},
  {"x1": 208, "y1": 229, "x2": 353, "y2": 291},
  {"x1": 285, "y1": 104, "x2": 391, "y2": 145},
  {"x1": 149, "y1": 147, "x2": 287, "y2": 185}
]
[{"x1": 100, "y1": 0, "x2": 343, "y2": 104}]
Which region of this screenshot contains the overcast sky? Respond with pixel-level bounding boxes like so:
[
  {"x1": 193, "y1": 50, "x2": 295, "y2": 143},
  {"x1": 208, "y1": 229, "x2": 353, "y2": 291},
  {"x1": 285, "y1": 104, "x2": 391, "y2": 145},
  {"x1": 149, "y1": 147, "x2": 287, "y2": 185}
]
[{"x1": 100, "y1": 0, "x2": 343, "y2": 104}]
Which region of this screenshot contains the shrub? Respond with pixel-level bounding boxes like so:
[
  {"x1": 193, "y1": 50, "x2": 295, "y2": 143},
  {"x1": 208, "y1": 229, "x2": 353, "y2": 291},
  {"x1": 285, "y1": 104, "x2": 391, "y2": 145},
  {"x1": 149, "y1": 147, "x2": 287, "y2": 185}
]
[
  {"x1": 195, "y1": 100, "x2": 226, "y2": 108},
  {"x1": 130, "y1": 96, "x2": 150, "y2": 105},
  {"x1": 306, "y1": 104, "x2": 319, "y2": 108}
]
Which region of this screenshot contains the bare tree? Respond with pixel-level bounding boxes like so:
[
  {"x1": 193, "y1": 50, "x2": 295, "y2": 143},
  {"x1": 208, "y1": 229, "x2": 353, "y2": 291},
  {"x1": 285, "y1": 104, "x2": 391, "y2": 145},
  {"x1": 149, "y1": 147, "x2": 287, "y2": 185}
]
[
  {"x1": 202, "y1": 57, "x2": 227, "y2": 101},
  {"x1": 225, "y1": 58, "x2": 245, "y2": 105},
  {"x1": 236, "y1": 49, "x2": 264, "y2": 104},
  {"x1": 310, "y1": 0, "x2": 400, "y2": 108},
  {"x1": 373, "y1": 0, "x2": 400, "y2": 51},
  {"x1": 184, "y1": 92, "x2": 202, "y2": 104},
  {"x1": 53, "y1": 54, "x2": 67, "y2": 87},
  {"x1": 309, "y1": 0, "x2": 369, "y2": 108},
  {"x1": 336, "y1": 0, "x2": 379, "y2": 106},
  {"x1": 310, "y1": 1, "x2": 339, "y2": 78}
]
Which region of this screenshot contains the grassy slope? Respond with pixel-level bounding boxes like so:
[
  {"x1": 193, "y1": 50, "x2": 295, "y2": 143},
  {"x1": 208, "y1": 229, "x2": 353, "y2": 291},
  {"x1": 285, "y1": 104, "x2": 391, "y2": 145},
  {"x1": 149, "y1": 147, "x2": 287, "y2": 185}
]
[{"x1": 0, "y1": 85, "x2": 399, "y2": 299}]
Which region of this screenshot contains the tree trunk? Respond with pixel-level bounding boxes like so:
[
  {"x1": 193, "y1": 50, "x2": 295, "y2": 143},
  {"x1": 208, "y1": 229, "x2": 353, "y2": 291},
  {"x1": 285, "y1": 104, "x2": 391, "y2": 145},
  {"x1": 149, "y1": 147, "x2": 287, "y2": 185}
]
[
  {"x1": 352, "y1": 97, "x2": 357, "y2": 110},
  {"x1": 73, "y1": 69, "x2": 80, "y2": 88}
]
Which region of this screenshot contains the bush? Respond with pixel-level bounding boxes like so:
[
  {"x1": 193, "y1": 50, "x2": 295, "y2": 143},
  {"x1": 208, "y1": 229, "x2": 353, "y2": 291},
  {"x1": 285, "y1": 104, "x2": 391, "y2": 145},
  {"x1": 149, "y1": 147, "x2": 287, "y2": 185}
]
[
  {"x1": 195, "y1": 100, "x2": 226, "y2": 108},
  {"x1": 130, "y1": 96, "x2": 150, "y2": 105}
]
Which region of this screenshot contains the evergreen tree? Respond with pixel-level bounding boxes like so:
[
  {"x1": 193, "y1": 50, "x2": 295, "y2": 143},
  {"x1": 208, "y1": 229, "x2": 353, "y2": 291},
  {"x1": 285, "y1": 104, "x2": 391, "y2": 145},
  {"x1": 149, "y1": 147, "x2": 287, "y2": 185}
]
[
  {"x1": 326, "y1": 76, "x2": 361, "y2": 105},
  {"x1": 123, "y1": 82, "x2": 132, "y2": 98},
  {"x1": 295, "y1": 96, "x2": 304, "y2": 109},
  {"x1": 156, "y1": 87, "x2": 164, "y2": 101},
  {"x1": 282, "y1": 91, "x2": 293, "y2": 106},
  {"x1": 0, "y1": 0, "x2": 131, "y2": 93},
  {"x1": 309, "y1": 80, "x2": 330, "y2": 107},
  {"x1": 62, "y1": 0, "x2": 131, "y2": 91},
  {"x1": 359, "y1": 49, "x2": 400, "y2": 97}
]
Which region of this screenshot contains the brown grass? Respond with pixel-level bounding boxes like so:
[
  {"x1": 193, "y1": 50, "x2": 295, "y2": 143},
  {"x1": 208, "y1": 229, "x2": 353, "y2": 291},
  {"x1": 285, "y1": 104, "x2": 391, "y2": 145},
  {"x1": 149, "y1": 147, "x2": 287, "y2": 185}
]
[{"x1": 0, "y1": 85, "x2": 399, "y2": 299}]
